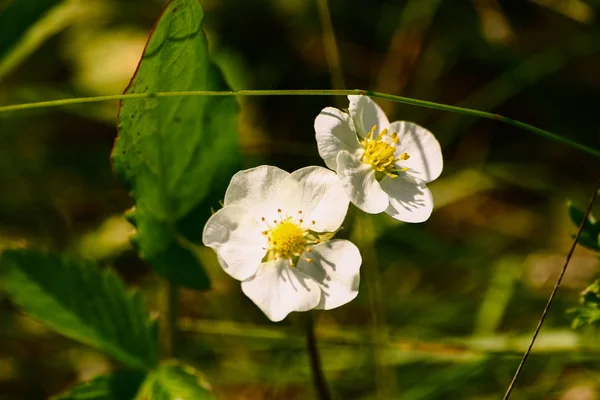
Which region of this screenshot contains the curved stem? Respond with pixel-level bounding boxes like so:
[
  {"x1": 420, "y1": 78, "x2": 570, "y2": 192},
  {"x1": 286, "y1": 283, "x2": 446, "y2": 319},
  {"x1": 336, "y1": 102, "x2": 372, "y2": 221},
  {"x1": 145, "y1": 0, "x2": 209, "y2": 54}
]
[
  {"x1": 0, "y1": 88, "x2": 598, "y2": 158},
  {"x1": 305, "y1": 312, "x2": 331, "y2": 400},
  {"x1": 503, "y1": 177, "x2": 600, "y2": 399}
]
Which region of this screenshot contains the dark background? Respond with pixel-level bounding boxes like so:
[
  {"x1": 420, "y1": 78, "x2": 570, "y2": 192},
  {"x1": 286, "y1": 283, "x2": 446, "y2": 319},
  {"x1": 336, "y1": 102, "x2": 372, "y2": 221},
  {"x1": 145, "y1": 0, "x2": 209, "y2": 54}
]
[{"x1": 1, "y1": 0, "x2": 600, "y2": 398}]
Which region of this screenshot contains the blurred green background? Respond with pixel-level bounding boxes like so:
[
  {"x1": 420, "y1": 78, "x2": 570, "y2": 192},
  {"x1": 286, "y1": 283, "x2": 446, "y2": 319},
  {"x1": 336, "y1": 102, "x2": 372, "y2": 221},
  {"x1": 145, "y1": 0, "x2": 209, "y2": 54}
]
[{"x1": 1, "y1": 0, "x2": 600, "y2": 399}]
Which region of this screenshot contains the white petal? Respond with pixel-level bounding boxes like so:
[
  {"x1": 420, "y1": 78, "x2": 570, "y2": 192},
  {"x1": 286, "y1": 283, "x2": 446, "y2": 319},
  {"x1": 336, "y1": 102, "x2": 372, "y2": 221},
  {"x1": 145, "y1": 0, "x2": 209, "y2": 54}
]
[
  {"x1": 348, "y1": 95, "x2": 390, "y2": 138},
  {"x1": 297, "y1": 239, "x2": 361, "y2": 310},
  {"x1": 390, "y1": 121, "x2": 443, "y2": 183},
  {"x1": 202, "y1": 205, "x2": 266, "y2": 281},
  {"x1": 336, "y1": 151, "x2": 389, "y2": 214},
  {"x1": 277, "y1": 166, "x2": 349, "y2": 232},
  {"x1": 224, "y1": 166, "x2": 289, "y2": 216},
  {"x1": 315, "y1": 107, "x2": 361, "y2": 170},
  {"x1": 379, "y1": 175, "x2": 433, "y2": 223},
  {"x1": 241, "y1": 259, "x2": 321, "y2": 322}
]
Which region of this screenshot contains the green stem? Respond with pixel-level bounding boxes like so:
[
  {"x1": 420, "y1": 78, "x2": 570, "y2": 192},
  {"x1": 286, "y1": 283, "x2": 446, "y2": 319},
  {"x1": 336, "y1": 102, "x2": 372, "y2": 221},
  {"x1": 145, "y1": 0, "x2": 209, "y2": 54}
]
[
  {"x1": 305, "y1": 312, "x2": 331, "y2": 400},
  {"x1": 0, "y1": 88, "x2": 598, "y2": 158},
  {"x1": 160, "y1": 281, "x2": 179, "y2": 359}
]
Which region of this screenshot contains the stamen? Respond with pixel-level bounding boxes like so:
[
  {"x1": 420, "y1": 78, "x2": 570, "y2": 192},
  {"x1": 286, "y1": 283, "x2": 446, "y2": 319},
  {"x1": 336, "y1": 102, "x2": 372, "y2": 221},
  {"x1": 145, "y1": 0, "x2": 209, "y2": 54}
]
[
  {"x1": 360, "y1": 127, "x2": 410, "y2": 178},
  {"x1": 261, "y1": 211, "x2": 333, "y2": 268}
]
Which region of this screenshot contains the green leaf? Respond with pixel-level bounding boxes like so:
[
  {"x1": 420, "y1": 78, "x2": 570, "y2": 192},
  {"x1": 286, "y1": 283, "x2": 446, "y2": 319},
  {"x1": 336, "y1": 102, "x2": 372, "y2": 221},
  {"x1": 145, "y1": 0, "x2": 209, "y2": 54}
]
[
  {"x1": 112, "y1": 0, "x2": 239, "y2": 290},
  {"x1": 51, "y1": 370, "x2": 146, "y2": 400},
  {"x1": 568, "y1": 201, "x2": 599, "y2": 234},
  {"x1": 568, "y1": 202, "x2": 600, "y2": 252},
  {"x1": 0, "y1": 249, "x2": 159, "y2": 369},
  {"x1": 570, "y1": 279, "x2": 600, "y2": 329},
  {"x1": 136, "y1": 361, "x2": 214, "y2": 400}
]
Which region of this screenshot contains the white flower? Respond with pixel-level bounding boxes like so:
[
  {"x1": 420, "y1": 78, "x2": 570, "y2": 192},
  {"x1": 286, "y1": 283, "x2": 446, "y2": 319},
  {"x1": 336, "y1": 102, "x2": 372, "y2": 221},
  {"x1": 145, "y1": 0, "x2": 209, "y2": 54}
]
[
  {"x1": 202, "y1": 165, "x2": 362, "y2": 322},
  {"x1": 315, "y1": 95, "x2": 443, "y2": 223}
]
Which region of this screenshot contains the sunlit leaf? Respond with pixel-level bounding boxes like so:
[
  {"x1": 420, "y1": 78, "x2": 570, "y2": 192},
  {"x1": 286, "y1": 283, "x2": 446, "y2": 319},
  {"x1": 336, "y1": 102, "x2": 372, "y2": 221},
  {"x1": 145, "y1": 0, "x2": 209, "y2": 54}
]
[
  {"x1": 0, "y1": 249, "x2": 158, "y2": 369},
  {"x1": 136, "y1": 361, "x2": 214, "y2": 400},
  {"x1": 51, "y1": 370, "x2": 146, "y2": 400},
  {"x1": 112, "y1": 0, "x2": 239, "y2": 291},
  {"x1": 570, "y1": 279, "x2": 600, "y2": 329}
]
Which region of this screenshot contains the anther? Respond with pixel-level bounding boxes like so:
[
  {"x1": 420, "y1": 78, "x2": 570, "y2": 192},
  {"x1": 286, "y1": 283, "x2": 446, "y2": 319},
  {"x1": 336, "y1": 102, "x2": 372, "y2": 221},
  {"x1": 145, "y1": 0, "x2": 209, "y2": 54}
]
[{"x1": 311, "y1": 220, "x2": 315, "y2": 225}]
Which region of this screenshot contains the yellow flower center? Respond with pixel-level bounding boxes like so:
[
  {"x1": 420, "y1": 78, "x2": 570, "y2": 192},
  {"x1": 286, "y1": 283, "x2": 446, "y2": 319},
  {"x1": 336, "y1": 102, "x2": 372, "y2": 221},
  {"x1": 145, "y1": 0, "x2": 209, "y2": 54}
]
[
  {"x1": 261, "y1": 210, "x2": 335, "y2": 267},
  {"x1": 360, "y1": 125, "x2": 410, "y2": 179},
  {"x1": 268, "y1": 219, "x2": 307, "y2": 259}
]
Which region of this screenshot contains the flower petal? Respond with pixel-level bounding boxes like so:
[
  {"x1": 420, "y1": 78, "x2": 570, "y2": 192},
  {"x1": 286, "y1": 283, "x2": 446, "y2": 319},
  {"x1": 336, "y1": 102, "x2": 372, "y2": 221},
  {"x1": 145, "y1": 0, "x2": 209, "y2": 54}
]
[
  {"x1": 379, "y1": 175, "x2": 433, "y2": 223},
  {"x1": 297, "y1": 239, "x2": 361, "y2": 310},
  {"x1": 315, "y1": 107, "x2": 361, "y2": 170},
  {"x1": 336, "y1": 150, "x2": 389, "y2": 214},
  {"x1": 277, "y1": 166, "x2": 349, "y2": 232},
  {"x1": 348, "y1": 95, "x2": 390, "y2": 138},
  {"x1": 202, "y1": 205, "x2": 266, "y2": 281},
  {"x1": 241, "y1": 259, "x2": 321, "y2": 322},
  {"x1": 390, "y1": 121, "x2": 443, "y2": 183},
  {"x1": 224, "y1": 165, "x2": 290, "y2": 217}
]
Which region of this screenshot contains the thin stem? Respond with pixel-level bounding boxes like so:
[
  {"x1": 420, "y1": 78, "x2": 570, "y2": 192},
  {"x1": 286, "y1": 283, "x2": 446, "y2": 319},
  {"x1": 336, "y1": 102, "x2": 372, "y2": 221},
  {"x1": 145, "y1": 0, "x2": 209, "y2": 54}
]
[
  {"x1": 305, "y1": 312, "x2": 331, "y2": 400},
  {"x1": 0, "y1": 89, "x2": 598, "y2": 159},
  {"x1": 503, "y1": 178, "x2": 600, "y2": 400},
  {"x1": 160, "y1": 281, "x2": 179, "y2": 359}
]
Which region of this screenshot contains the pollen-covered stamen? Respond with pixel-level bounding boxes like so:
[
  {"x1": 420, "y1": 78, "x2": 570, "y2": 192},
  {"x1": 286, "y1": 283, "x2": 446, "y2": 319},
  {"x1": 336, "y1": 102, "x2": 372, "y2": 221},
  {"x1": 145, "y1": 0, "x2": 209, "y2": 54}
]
[
  {"x1": 268, "y1": 219, "x2": 306, "y2": 259},
  {"x1": 261, "y1": 209, "x2": 336, "y2": 267},
  {"x1": 360, "y1": 125, "x2": 410, "y2": 178}
]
